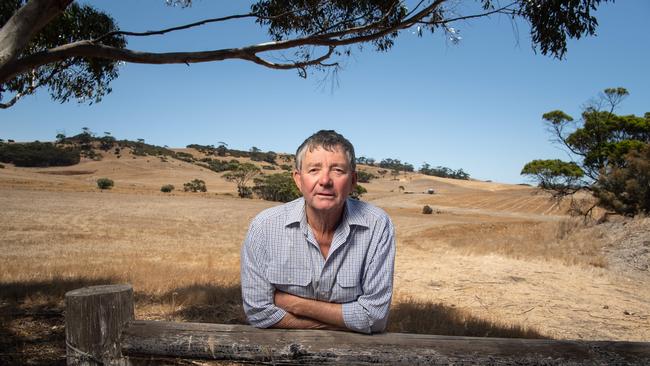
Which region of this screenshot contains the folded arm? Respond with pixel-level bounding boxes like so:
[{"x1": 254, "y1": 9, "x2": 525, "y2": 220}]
[{"x1": 272, "y1": 290, "x2": 347, "y2": 330}]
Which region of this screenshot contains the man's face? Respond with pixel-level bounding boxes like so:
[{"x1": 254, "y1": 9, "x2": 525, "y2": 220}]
[{"x1": 293, "y1": 146, "x2": 357, "y2": 214}]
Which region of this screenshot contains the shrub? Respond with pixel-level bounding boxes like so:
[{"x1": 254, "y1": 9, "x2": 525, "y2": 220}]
[
  {"x1": 200, "y1": 158, "x2": 240, "y2": 172},
  {"x1": 161, "y1": 184, "x2": 175, "y2": 193},
  {"x1": 81, "y1": 149, "x2": 102, "y2": 161},
  {"x1": 96, "y1": 178, "x2": 114, "y2": 190},
  {"x1": 420, "y1": 163, "x2": 470, "y2": 180},
  {"x1": 357, "y1": 170, "x2": 377, "y2": 183},
  {"x1": 183, "y1": 179, "x2": 207, "y2": 192},
  {"x1": 0, "y1": 163, "x2": 5, "y2": 169},
  {"x1": 253, "y1": 172, "x2": 301, "y2": 202},
  {"x1": 350, "y1": 184, "x2": 367, "y2": 200},
  {"x1": 0, "y1": 142, "x2": 80, "y2": 167},
  {"x1": 422, "y1": 205, "x2": 433, "y2": 214},
  {"x1": 174, "y1": 151, "x2": 195, "y2": 162},
  {"x1": 594, "y1": 144, "x2": 650, "y2": 216}
]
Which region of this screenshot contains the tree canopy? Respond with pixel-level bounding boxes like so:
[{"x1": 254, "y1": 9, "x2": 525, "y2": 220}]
[
  {"x1": 521, "y1": 88, "x2": 650, "y2": 216},
  {"x1": 0, "y1": 0, "x2": 613, "y2": 108}
]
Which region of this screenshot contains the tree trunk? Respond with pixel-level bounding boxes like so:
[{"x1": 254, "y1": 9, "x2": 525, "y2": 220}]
[{"x1": 0, "y1": 0, "x2": 72, "y2": 69}]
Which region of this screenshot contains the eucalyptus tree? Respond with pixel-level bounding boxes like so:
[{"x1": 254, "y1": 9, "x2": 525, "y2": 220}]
[{"x1": 1, "y1": 0, "x2": 613, "y2": 108}]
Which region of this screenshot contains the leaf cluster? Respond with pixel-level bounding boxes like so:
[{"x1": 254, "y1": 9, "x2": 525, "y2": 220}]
[
  {"x1": 513, "y1": 0, "x2": 612, "y2": 59},
  {"x1": 1, "y1": 2, "x2": 126, "y2": 105},
  {"x1": 252, "y1": 0, "x2": 409, "y2": 52}
]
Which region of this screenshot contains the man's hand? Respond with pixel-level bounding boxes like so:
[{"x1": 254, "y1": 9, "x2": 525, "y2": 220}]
[{"x1": 273, "y1": 290, "x2": 347, "y2": 329}]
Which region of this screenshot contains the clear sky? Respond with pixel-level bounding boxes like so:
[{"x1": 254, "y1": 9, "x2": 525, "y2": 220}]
[{"x1": 1, "y1": 1, "x2": 649, "y2": 184}]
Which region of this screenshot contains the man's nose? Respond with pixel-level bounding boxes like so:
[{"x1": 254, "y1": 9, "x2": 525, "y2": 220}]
[{"x1": 318, "y1": 171, "x2": 333, "y2": 186}]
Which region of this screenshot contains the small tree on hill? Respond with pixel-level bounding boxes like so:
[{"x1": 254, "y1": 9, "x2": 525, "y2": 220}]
[
  {"x1": 183, "y1": 179, "x2": 206, "y2": 192},
  {"x1": 223, "y1": 163, "x2": 260, "y2": 198},
  {"x1": 253, "y1": 172, "x2": 301, "y2": 202}
]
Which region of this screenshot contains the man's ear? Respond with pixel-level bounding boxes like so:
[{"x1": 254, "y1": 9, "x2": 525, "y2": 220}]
[
  {"x1": 292, "y1": 169, "x2": 302, "y2": 190},
  {"x1": 351, "y1": 171, "x2": 358, "y2": 187}
]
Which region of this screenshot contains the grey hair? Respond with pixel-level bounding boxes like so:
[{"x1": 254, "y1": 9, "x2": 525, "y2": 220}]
[{"x1": 295, "y1": 130, "x2": 356, "y2": 171}]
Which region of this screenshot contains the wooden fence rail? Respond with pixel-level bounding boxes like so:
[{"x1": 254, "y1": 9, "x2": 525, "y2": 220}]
[{"x1": 65, "y1": 284, "x2": 650, "y2": 365}]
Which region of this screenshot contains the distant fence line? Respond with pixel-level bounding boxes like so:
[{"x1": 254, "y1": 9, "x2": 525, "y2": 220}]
[{"x1": 65, "y1": 284, "x2": 650, "y2": 365}]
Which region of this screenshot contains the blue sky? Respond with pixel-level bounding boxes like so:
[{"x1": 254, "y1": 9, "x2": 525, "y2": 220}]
[{"x1": 1, "y1": 1, "x2": 649, "y2": 183}]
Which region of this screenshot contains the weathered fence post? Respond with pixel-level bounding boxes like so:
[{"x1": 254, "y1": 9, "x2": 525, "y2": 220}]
[{"x1": 65, "y1": 284, "x2": 134, "y2": 366}]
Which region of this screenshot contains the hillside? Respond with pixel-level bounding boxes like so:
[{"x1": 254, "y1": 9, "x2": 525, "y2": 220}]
[{"x1": 1, "y1": 141, "x2": 649, "y2": 364}]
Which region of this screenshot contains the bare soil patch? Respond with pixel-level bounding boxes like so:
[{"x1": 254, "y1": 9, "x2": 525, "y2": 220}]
[{"x1": 36, "y1": 170, "x2": 96, "y2": 175}]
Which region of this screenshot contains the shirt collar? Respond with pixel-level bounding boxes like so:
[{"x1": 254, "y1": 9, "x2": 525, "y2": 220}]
[{"x1": 284, "y1": 197, "x2": 369, "y2": 228}]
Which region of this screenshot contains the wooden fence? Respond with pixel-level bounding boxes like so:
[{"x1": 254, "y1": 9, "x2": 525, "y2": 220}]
[{"x1": 65, "y1": 284, "x2": 650, "y2": 365}]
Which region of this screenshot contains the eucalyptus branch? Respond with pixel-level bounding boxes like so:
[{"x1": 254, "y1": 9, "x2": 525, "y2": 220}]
[
  {"x1": 93, "y1": 1, "x2": 332, "y2": 44},
  {"x1": 0, "y1": 60, "x2": 68, "y2": 109}
]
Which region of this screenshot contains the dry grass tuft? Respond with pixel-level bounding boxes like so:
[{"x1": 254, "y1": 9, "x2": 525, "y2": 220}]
[{"x1": 388, "y1": 297, "x2": 545, "y2": 339}]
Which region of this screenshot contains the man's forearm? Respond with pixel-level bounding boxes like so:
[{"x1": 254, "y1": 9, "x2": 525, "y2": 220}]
[
  {"x1": 271, "y1": 312, "x2": 340, "y2": 330},
  {"x1": 274, "y1": 291, "x2": 347, "y2": 329}
]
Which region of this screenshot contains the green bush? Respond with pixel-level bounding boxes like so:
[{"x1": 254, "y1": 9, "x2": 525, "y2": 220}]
[
  {"x1": 253, "y1": 172, "x2": 301, "y2": 202},
  {"x1": 594, "y1": 144, "x2": 650, "y2": 216},
  {"x1": 357, "y1": 170, "x2": 377, "y2": 183},
  {"x1": 422, "y1": 205, "x2": 433, "y2": 214},
  {"x1": 96, "y1": 178, "x2": 114, "y2": 190},
  {"x1": 174, "y1": 151, "x2": 195, "y2": 162},
  {"x1": 0, "y1": 142, "x2": 80, "y2": 167},
  {"x1": 350, "y1": 184, "x2": 367, "y2": 200},
  {"x1": 184, "y1": 179, "x2": 207, "y2": 192},
  {"x1": 200, "y1": 158, "x2": 240, "y2": 172},
  {"x1": 161, "y1": 184, "x2": 175, "y2": 193},
  {"x1": 420, "y1": 163, "x2": 470, "y2": 180}
]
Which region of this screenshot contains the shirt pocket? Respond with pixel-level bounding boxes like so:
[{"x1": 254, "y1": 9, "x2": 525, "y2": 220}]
[
  {"x1": 267, "y1": 261, "x2": 312, "y2": 298},
  {"x1": 333, "y1": 271, "x2": 362, "y2": 303}
]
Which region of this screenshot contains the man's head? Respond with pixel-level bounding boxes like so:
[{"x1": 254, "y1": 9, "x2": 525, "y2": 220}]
[
  {"x1": 293, "y1": 130, "x2": 357, "y2": 216},
  {"x1": 295, "y1": 130, "x2": 356, "y2": 173}
]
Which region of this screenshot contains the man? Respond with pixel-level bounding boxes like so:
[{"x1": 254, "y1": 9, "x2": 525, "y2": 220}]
[{"x1": 240, "y1": 130, "x2": 395, "y2": 334}]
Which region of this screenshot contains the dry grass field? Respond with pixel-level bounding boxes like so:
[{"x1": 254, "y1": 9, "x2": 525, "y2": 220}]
[{"x1": 1, "y1": 150, "x2": 649, "y2": 365}]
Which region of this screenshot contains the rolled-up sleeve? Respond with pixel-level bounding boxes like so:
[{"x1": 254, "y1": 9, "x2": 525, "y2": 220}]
[
  {"x1": 341, "y1": 217, "x2": 396, "y2": 334},
  {"x1": 240, "y1": 221, "x2": 287, "y2": 328}
]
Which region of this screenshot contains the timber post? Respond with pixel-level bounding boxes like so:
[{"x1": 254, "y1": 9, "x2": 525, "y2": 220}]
[{"x1": 65, "y1": 284, "x2": 134, "y2": 366}]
